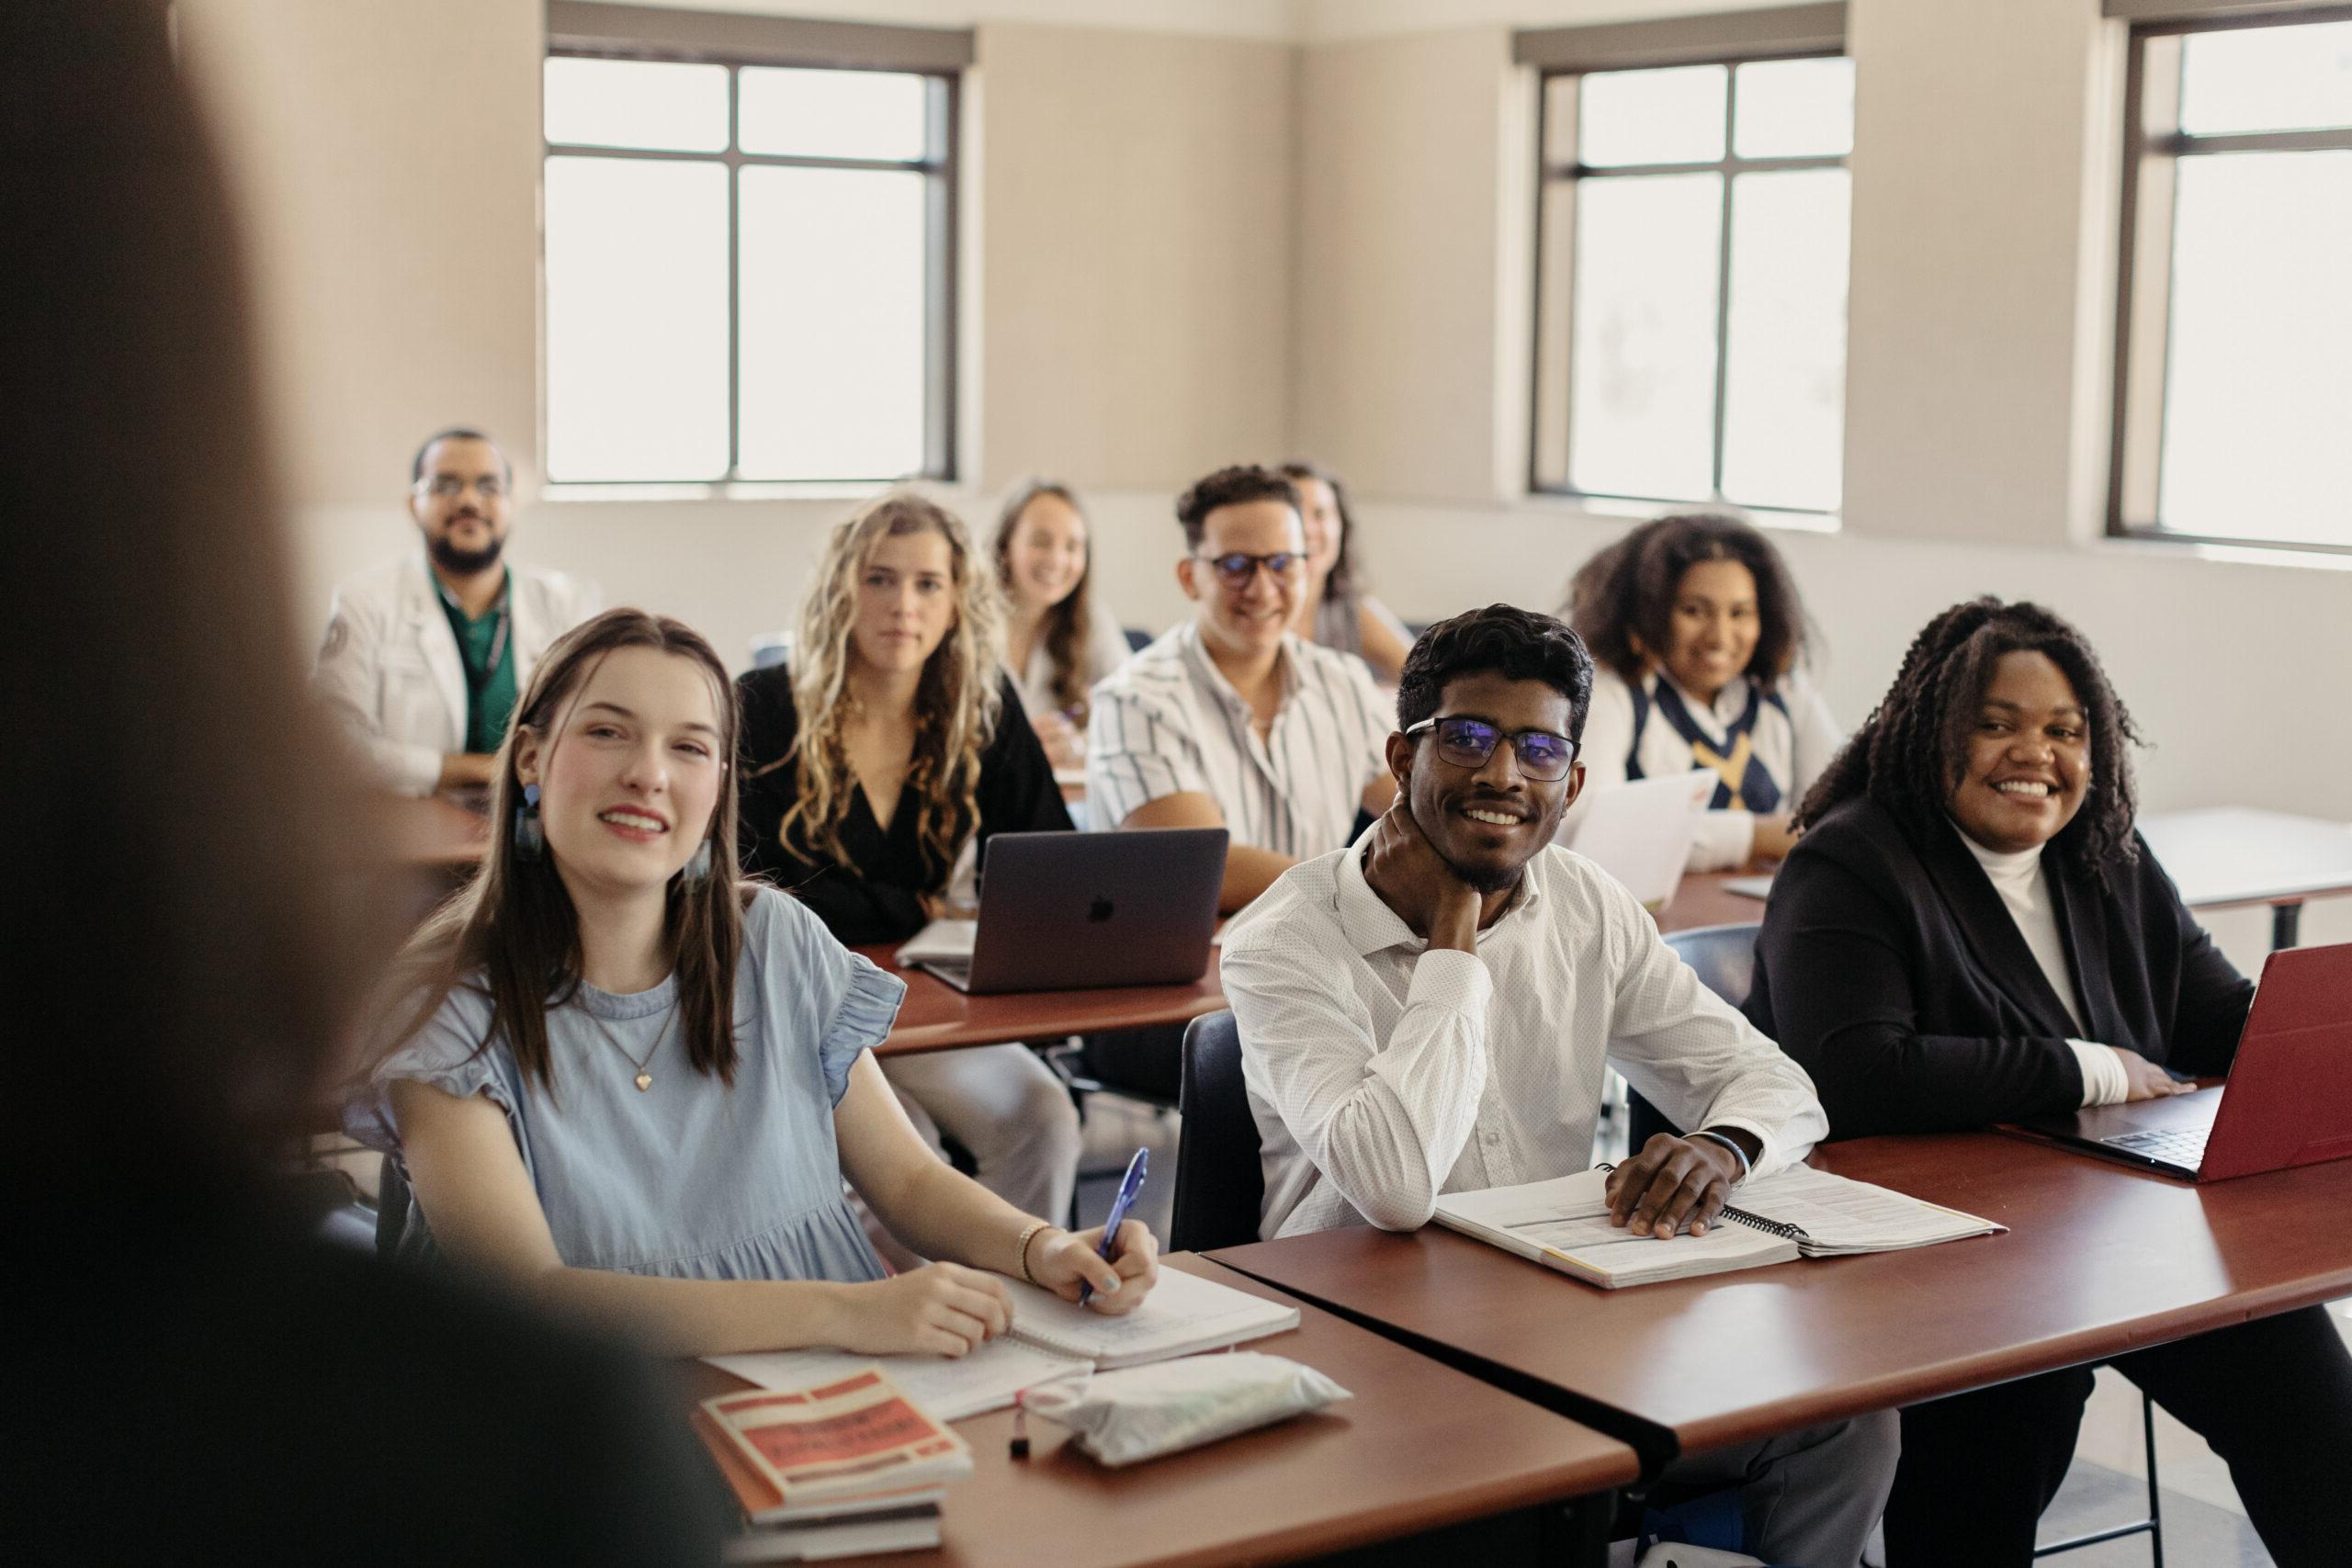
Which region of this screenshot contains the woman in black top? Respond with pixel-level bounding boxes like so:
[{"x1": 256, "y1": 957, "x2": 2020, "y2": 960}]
[
  {"x1": 738, "y1": 492, "x2": 1080, "y2": 1219},
  {"x1": 1747, "y1": 597, "x2": 2352, "y2": 1568}
]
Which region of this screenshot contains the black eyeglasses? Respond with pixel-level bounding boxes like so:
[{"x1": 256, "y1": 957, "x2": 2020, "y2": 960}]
[
  {"x1": 1405, "y1": 716, "x2": 1578, "y2": 782},
  {"x1": 1195, "y1": 550, "x2": 1304, "y2": 588}
]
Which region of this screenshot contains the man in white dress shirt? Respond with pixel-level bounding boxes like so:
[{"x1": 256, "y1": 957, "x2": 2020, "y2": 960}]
[
  {"x1": 313, "y1": 429, "x2": 601, "y2": 795},
  {"x1": 1223, "y1": 603, "x2": 1895, "y2": 1567}
]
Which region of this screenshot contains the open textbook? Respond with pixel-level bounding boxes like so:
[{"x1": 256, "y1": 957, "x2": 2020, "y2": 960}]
[
  {"x1": 707, "y1": 1265, "x2": 1300, "y2": 1418},
  {"x1": 1433, "y1": 1162, "x2": 2002, "y2": 1290}
]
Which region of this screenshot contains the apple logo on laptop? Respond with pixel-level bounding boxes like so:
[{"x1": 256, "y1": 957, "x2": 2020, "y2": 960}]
[{"x1": 1087, "y1": 894, "x2": 1114, "y2": 923}]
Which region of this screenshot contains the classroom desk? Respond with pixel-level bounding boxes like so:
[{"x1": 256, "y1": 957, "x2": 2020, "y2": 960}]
[
  {"x1": 854, "y1": 942, "x2": 1224, "y2": 1057},
  {"x1": 680, "y1": 1255, "x2": 1638, "y2": 1567},
  {"x1": 1708, "y1": 808, "x2": 2352, "y2": 951},
  {"x1": 2138, "y1": 806, "x2": 2352, "y2": 949},
  {"x1": 1656, "y1": 872, "x2": 1759, "y2": 935},
  {"x1": 1208, "y1": 1132, "x2": 2352, "y2": 1474},
  {"x1": 367, "y1": 793, "x2": 489, "y2": 867}
]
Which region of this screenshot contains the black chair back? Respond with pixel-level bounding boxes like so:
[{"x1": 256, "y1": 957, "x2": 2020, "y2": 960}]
[
  {"x1": 1628, "y1": 922, "x2": 1763, "y2": 1148},
  {"x1": 1171, "y1": 1010, "x2": 1264, "y2": 1253}
]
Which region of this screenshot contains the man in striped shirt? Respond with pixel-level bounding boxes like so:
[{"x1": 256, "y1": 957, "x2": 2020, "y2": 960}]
[{"x1": 1087, "y1": 465, "x2": 1396, "y2": 916}]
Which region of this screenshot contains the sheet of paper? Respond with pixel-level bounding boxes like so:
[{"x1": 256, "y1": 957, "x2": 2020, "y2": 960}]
[
  {"x1": 1503, "y1": 1212, "x2": 1785, "y2": 1268},
  {"x1": 704, "y1": 1337, "x2": 1091, "y2": 1424},
  {"x1": 894, "y1": 919, "x2": 977, "y2": 965},
  {"x1": 1739, "y1": 1163, "x2": 2001, "y2": 1253},
  {"x1": 1002, "y1": 1266, "x2": 1297, "y2": 1366}
]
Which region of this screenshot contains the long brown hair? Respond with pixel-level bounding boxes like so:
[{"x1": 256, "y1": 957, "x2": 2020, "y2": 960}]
[
  {"x1": 6, "y1": 0, "x2": 368, "y2": 1219},
  {"x1": 391, "y1": 610, "x2": 751, "y2": 1093},
  {"x1": 992, "y1": 477, "x2": 1099, "y2": 721},
  {"x1": 766, "y1": 491, "x2": 1002, "y2": 885}
]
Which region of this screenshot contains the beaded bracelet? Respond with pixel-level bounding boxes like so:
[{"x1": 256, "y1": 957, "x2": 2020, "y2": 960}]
[{"x1": 1014, "y1": 1219, "x2": 1051, "y2": 1283}]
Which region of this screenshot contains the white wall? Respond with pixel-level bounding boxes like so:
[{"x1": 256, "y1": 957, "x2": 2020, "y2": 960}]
[{"x1": 187, "y1": 0, "x2": 2348, "y2": 983}]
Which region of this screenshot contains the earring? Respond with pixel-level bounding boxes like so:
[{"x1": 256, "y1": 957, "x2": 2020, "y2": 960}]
[
  {"x1": 513, "y1": 782, "x2": 544, "y2": 861},
  {"x1": 680, "y1": 838, "x2": 714, "y2": 886}
]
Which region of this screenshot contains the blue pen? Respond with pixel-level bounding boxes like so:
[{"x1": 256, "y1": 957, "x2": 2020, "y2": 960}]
[{"x1": 1080, "y1": 1147, "x2": 1149, "y2": 1307}]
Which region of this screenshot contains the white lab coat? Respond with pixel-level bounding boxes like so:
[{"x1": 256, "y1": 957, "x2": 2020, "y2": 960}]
[{"x1": 312, "y1": 554, "x2": 603, "y2": 795}]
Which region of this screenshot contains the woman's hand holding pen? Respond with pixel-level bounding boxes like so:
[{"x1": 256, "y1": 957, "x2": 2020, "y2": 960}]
[{"x1": 1025, "y1": 1221, "x2": 1159, "y2": 1314}]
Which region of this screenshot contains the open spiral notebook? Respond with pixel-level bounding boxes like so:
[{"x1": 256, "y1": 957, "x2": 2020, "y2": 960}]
[
  {"x1": 707, "y1": 1266, "x2": 1299, "y2": 1419},
  {"x1": 1433, "y1": 1162, "x2": 2001, "y2": 1290}
]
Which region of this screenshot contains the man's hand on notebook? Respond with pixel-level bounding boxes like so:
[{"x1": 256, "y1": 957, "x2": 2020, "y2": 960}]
[{"x1": 1605, "y1": 1133, "x2": 1750, "y2": 1239}]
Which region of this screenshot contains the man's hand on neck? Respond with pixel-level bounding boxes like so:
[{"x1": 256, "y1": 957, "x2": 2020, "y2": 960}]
[{"x1": 1361, "y1": 802, "x2": 1498, "y2": 954}]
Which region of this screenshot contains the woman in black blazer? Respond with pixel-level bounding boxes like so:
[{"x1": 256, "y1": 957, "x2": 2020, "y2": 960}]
[{"x1": 1747, "y1": 598, "x2": 2352, "y2": 1568}]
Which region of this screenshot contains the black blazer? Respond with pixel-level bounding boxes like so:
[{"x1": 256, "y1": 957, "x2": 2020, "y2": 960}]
[
  {"x1": 734, "y1": 666, "x2": 1072, "y2": 946},
  {"x1": 1744, "y1": 795, "x2": 2254, "y2": 1139}
]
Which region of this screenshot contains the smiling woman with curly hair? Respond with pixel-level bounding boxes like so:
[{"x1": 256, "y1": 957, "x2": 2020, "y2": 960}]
[{"x1": 1746, "y1": 595, "x2": 2352, "y2": 1568}]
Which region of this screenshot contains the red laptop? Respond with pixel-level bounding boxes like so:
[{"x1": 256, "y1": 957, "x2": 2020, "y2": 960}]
[{"x1": 2018, "y1": 941, "x2": 2352, "y2": 1181}]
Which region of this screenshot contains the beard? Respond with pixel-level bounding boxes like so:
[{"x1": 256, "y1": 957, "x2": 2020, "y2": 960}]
[
  {"x1": 1438, "y1": 842, "x2": 1527, "y2": 897},
  {"x1": 428, "y1": 528, "x2": 504, "y2": 577}
]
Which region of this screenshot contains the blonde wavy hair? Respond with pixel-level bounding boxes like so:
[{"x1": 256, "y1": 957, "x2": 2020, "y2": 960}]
[{"x1": 769, "y1": 491, "x2": 1004, "y2": 883}]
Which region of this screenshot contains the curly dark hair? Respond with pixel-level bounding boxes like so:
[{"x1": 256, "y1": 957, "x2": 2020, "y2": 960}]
[
  {"x1": 1796, "y1": 598, "x2": 2144, "y2": 885},
  {"x1": 1397, "y1": 604, "x2": 1596, "y2": 745},
  {"x1": 1563, "y1": 512, "x2": 1813, "y2": 688},
  {"x1": 1276, "y1": 459, "x2": 1368, "y2": 604},
  {"x1": 1175, "y1": 464, "x2": 1302, "y2": 551}
]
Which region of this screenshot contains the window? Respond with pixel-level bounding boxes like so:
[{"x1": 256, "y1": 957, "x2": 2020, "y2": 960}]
[
  {"x1": 541, "y1": 9, "x2": 966, "y2": 485},
  {"x1": 1525, "y1": 15, "x2": 1853, "y2": 515},
  {"x1": 2110, "y1": 8, "x2": 2352, "y2": 551}
]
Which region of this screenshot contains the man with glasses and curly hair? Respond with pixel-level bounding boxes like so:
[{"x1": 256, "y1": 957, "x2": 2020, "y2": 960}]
[
  {"x1": 1222, "y1": 603, "x2": 1893, "y2": 1567},
  {"x1": 313, "y1": 428, "x2": 601, "y2": 795},
  {"x1": 1087, "y1": 464, "x2": 1396, "y2": 917}
]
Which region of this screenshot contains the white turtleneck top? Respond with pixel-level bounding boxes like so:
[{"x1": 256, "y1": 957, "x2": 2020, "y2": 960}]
[{"x1": 1952, "y1": 826, "x2": 2128, "y2": 1108}]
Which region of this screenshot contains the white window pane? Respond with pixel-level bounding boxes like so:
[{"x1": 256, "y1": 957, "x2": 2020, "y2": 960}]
[
  {"x1": 1578, "y1": 66, "x2": 1727, "y2": 167},
  {"x1": 544, "y1": 157, "x2": 730, "y2": 481},
  {"x1": 1568, "y1": 173, "x2": 1722, "y2": 501},
  {"x1": 2180, "y1": 21, "x2": 2352, "y2": 136},
  {"x1": 2157, "y1": 152, "x2": 2352, "y2": 545},
  {"x1": 739, "y1": 67, "x2": 929, "y2": 162},
  {"x1": 1733, "y1": 57, "x2": 1854, "y2": 158},
  {"x1": 738, "y1": 166, "x2": 929, "y2": 481},
  {"x1": 544, "y1": 58, "x2": 729, "y2": 152},
  {"x1": 1720, "y1": 170, "x2": 1849, "y2": 513}
]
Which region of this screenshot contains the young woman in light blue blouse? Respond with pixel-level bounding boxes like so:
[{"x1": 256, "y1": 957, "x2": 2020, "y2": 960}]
[{"x1": 350, "y1": 609, "x2": 1157, "y2": 1358}]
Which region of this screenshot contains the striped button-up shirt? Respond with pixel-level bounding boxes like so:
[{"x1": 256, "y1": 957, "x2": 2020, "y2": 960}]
[
  {"x1": 1223, "y1": 840, "x2": 1827, "y2": 1239},
  {"x1": 1084, "y1": 621, "x2": 1389, "y2": 857}
]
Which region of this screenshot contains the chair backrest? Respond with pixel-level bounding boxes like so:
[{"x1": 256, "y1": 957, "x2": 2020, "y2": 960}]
[
  {"x1": 1629, "y1": 923, "x2": 1764, "y2": 1147},
  {"x1": 1172, "y1": 1010, "x2": 1264, "y2": 1253},
  {"x1": 1664, "y1": 921, "x2": 1760, "y2": 1009}
]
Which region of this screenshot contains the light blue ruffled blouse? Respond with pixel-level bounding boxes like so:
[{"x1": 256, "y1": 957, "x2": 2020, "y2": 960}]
[{"x1": 347, "y1": 887, "x2": 905, "y2": 1283}]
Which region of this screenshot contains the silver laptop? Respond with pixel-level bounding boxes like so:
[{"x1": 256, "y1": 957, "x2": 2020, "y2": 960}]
[
  {"x1": 1560, "y1": 771, "x2": 1717, "y2": 908},
  {"x1": 898, "y1": 828, "x2": 1227, "y2": 995}
]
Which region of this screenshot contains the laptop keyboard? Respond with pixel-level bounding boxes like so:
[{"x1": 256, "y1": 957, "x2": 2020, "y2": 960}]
[{"x1": 2102, "y1": 1126, "x2": 2209, "y2": 1168}]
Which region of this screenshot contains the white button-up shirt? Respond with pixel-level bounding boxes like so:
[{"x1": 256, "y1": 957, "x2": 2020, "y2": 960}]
[
  {"x1": 1222, "y1": 840, "x2": 1827, "y2": 1239},
  {"x1": 1085, "y1": 621, "x2": 1389, "y2": 856}
]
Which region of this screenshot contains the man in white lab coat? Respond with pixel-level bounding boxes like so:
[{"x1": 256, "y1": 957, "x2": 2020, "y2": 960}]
[{"x1": 314, "y1": 430, "x2": 601, "y2": 795}]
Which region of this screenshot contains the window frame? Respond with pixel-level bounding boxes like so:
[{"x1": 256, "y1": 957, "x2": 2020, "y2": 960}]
[
  {"x1": 2107, "y1": 5, "x2": 2352, "y2": 556},
  {"x1": 1526, "y1": 39, "x2": 1854, "y2": 513},
  {"x1": 541, "y1": 41, "x2": 962, "y2": 487}
]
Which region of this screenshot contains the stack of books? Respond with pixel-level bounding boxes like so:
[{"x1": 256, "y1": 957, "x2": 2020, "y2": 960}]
[{"x1": 693, "y1": 1367, "x2": 973, "y2": 1562}]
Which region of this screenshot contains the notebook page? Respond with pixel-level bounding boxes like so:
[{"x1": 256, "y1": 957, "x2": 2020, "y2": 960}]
[
  {"x1": 704, "y1": 1337, "x2": 1091, "y2": 1423},
  {"x1": 895, "y1": 919, "x2": 977, "y2": 965},
  {"x1": 1002, "y1": 1266, "x2": 1298, "y2": 1368},
  {"x1": 1739, "y1": 1163, "x2": 2002, "y2": 1255},
  {"x1": 1433, "y1": 1170, "x2": 1788, "y2": 1285}
]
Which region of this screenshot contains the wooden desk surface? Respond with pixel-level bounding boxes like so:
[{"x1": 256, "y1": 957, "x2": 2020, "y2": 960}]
[
  {"x1": 1657, "y1": 871, "x2": 1762, "y2": 934},
  {"x1": 680, "y1": 1255, "x2": 1636, "y2": 1568},
  {"x1": 367, "y1": 794, "x2": 489, "y2": 867},
  {"x1": 855, "y1": 944, "x2": 1225, "y2": 1056},
  {"x1": 1210, "y1": 1134, "x2": 2352, "y2": 1463}
]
